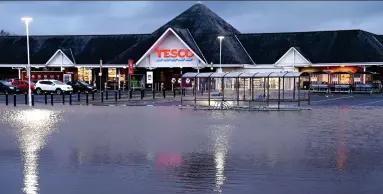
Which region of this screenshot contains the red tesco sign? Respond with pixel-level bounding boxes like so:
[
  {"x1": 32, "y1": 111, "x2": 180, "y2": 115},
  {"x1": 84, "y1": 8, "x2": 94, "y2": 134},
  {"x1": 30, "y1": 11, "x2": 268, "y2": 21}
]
[{"x1": 156, "y1": 49, "x2": 194, "y2": 58}]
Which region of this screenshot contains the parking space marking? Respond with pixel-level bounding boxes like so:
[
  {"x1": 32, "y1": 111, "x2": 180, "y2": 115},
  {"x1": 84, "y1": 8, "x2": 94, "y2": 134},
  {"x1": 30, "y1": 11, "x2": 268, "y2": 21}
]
[
  {"x1": 310, "y1": 96, "x2": 354, "y2": 103},
  {"x1": 355, "y1": 99, "x2": 383, "y2": 106}
]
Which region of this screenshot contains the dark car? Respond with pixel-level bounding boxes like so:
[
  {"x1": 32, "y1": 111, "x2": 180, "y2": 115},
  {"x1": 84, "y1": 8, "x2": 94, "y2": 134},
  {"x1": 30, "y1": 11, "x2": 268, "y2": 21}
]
[
  {"x1": 0, "y1": 80, "x2": 20, "y2": 94},
  {"x1": 67, "y1": 81, "x2": 97, "y2": 93}
]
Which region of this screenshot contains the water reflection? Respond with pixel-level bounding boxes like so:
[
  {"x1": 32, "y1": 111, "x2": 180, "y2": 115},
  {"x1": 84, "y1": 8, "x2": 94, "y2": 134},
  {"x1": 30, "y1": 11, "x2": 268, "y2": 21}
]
[
  {"x1": 3, "y1": 108, "x2": 62, "y2": 194},
  {"x1": 210, "y1": 124, "x2": 233, "y2": 193}
]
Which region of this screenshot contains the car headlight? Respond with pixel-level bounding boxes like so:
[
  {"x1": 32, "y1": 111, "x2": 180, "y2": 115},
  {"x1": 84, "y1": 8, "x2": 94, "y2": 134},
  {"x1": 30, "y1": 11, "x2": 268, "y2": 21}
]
[
  {"x1": 9, "y1": 87, "x2": 14, "y2": 89},
  {"x1": 87, "y1": 86, "x2": 92, "y2": 89}
]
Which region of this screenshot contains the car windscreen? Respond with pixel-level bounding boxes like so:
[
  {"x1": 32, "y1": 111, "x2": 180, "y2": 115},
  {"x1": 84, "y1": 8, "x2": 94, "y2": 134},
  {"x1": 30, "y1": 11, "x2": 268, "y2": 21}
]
[
  {"x1": 53, "y1": 81, "x2": 65, "y2": 85},
  {"x1": 0, "y1": 81, "x2": 12, "y2": 86}
]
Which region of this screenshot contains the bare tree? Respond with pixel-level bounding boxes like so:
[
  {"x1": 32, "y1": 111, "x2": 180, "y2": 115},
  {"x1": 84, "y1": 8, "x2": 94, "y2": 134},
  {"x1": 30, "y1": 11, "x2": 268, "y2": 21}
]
[{"x1": 0, "y1": 29, "x2": 10, "y2": 36}]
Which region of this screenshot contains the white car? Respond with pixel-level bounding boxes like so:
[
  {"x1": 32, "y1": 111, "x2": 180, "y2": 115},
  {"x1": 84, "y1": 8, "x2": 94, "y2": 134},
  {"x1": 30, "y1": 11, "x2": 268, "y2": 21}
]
[{"x1": 35, "y1": 79, "x2": 73, "y2": 95}]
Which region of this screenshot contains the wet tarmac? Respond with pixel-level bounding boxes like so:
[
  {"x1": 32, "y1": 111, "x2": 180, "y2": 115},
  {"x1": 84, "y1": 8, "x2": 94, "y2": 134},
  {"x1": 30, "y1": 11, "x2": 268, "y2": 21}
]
[{"x1": 0, "y1": 103, "x2": 383, "y2": 194}]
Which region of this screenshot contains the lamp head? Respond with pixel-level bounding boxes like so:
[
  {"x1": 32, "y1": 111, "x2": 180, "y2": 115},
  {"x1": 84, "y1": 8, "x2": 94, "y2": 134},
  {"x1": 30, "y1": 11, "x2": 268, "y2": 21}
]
[
  {"x1": 217, "y1": 36, "x2": 225, "y2": 40},
  {"x1": 21, "y1": 17, "x2": 33, "y2": 23}
]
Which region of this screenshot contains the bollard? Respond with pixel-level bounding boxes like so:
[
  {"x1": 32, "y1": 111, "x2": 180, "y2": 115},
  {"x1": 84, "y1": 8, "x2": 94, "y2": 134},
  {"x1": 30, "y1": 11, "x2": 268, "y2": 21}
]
[
  {"x1": 86, "y1": 92, "x2": 89, "y2": 105},
  {"x1": 25, "y1": 93, "x2": 27, "y2": 105},
  {"x1": 183, "y1": 88, "x2": 186, "y2": 96},
  {"x1": 51, "y1": 93, "x2": 54, "y2": 106},
  {"x1": 163, "y1": 89, "x2": 166, "y2": 98},
  {"x1": 69, "y1": 93, "x2": 72, "y2": 105},
  {"x1": 153, "y1": 89, "x2": 155, "y2": 99},
  {"x1": 13, "y1": 94, "x2": 16, "y2": 107},
  {"x1": 118, "y1": 89, "x2": 121, "y2": 99},
  {"x1": 92, "y1": 92, "x2": 95, "y2": 101},
  {"x1": 106, "y1": 90, "x2": 109, "y2": 100},
  {"x1": 5, "y1": 93, "x2": 8, "y2": 106},
  {"x1": 62, "y1": 93, "x2": 65, "y2": 104},
  {"x1": 173, "y1": 88, "x2": 176, "y2": 97},
  {"x1": 45, "y1": 93, "x2": 48, "y2": 105},
  {"x1": 31, "y1": 94, "x2": 34, "y2": 106},
  {"x1": 129, "y1": 89, "x2": 132, "y2": 99},
  {"x1": 101, "y1": 91, "x2": 104, "y2": 102},
  {"x1": 77, "y1": 92, "x2": 80, "y2": 102},
  {"x1": 115, "y1": 91, "x2": 117, "y2": 102},
  {"x1": 142, "y1": 89, "x2": 145, "y2": 98},
  {"x1": 141, "y1": 89, "x2": 144, "y2": 100}
]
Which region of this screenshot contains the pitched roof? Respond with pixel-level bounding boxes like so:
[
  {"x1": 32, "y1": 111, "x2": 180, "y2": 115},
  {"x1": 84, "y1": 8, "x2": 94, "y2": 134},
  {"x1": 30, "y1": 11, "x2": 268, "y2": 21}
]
[
  {"x1": 375, "y1": 35, "x2": 383, "y2": 46},
  {"x1": 0, "y1": 3, "x2": 383, "y2": 66},
  {"x1": 0, "y1": 34, "x2": 149, "y2": 64},
  {"x1": 153, "y1": 3, "x2": 240, "y2": 36},
  {"x1": 236, "y1": 30, "x2": 383, "y2": 64}
]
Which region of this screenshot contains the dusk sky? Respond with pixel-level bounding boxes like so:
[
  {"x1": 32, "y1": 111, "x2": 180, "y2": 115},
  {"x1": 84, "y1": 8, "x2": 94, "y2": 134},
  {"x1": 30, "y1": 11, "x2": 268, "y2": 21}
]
[{"x1": 1, "y1": 1, "x2": 383, "y2": 35}]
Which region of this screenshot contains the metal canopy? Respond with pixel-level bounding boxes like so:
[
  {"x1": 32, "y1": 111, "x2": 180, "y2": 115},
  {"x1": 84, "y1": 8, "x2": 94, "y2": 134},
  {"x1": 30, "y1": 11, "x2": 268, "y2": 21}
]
[
  {"x1": 223, "y1": 72, "x2": 243, "y2": 78},
  {"x1": 182, "y1": 71, "x2": 311, "y2": 78},
  {"x1": 182, "y1": 72, "x2": 199, "y2": 78},
  {"x1": 284, "y1": 72, "x2": 307, "y2": 77},
  {"x1": 238, "y1": 73, "x2": 256, "y2": 78},
  {"x1": 253, "y1": 72, "x2": 272, "y2": 78},
  {"x1": 210, "y1": 72, "x2": 228, "y2": 78},
  {"x1": 269, "y1": 72, "x2": 288, "y2": 78},
  {"x1": 195, "y1": 72, "x2": 214, "y2": 78}
]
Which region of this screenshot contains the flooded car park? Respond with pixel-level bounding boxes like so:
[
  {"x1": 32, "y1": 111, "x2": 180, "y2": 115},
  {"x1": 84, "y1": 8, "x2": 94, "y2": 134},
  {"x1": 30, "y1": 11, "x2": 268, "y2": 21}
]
[{"x1": 0, "y1": 105, "x2": 383, "y2": 194}]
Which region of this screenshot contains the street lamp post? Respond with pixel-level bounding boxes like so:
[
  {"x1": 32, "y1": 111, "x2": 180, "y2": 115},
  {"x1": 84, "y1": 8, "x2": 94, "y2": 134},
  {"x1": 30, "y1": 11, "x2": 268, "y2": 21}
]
[
  {"x1": 217, "y1": 36, "x2": 224, "y2": 73},
  {"x1": 21, "y1": 17, "x2": 33, "y2": 106}
]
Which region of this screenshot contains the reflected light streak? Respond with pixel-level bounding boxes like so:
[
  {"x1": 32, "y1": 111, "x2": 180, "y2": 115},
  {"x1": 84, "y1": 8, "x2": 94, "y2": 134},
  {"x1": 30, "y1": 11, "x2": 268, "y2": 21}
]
[
  {"x1": 5, "y1": 108, "x2": 62, "y2": 194},
  {"x1": 211, "y1": 125, "x2": 233, "y2": 194}
]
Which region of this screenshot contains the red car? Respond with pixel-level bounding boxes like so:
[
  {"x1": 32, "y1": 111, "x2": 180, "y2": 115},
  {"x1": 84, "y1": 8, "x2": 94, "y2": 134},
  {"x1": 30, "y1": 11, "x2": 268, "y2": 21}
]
[{"x1": 10, "y1": 79, "x2": 36, "y2": 93}]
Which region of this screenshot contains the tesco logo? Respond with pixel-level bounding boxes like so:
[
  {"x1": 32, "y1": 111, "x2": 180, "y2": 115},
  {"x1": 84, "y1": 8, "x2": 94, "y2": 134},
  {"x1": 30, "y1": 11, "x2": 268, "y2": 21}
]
[
  {"x1": 155, "y1": 49, "x2": 194, "y2": 62},
  {"x1": 156, "y1": 49, "x2": 194, "y2": 58}
]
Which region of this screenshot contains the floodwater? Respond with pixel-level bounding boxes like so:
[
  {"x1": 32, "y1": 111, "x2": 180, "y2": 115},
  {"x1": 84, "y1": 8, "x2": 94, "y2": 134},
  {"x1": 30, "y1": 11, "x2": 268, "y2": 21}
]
[{"x1": 0, "y1": 105, "x2": 383, "y2": 194}]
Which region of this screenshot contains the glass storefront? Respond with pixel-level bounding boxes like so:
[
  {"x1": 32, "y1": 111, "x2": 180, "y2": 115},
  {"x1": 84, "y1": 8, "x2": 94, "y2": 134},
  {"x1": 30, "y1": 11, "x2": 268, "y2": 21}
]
[{"x1": 77, "y1": 67, "x2": 92, "y2": 83}]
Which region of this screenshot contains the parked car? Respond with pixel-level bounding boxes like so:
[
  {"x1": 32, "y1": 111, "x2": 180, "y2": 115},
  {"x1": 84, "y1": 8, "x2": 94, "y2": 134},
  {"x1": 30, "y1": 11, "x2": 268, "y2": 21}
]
[
  {"x1": 35, "y1": 79, "x2": 73, "y2": 95},
  {"x1": 0, "y1": 80, "x2": 20, "y2": 94},
  {"x1": 10, "y1": 79, "x2": 36, "y2": 93},
  {"x1": 67, "y1": 81, "x2": 97, "y2": 93}
]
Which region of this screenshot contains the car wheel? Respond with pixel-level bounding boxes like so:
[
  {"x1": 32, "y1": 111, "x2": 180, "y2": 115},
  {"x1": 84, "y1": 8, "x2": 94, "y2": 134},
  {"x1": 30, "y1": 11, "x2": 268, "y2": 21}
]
[
  {"x1": 56, "y1": 88, "x2": 63, "y2": 95},
  {"x1": 36, "y1": 88, "x2": 42, "y2": 95}
]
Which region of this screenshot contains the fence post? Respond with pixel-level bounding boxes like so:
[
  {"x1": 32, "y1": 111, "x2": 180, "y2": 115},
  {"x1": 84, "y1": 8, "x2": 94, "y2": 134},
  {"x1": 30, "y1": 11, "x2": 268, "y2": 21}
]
[
  {"x1": 106, "y1": 90, "x2": 108, "y2": 100},
  {"x1": 129, "y1": 89, "x2": 132, "y2": 99},
  {"x1": 173, "y1": 88, "x2": 176, "y2": 97},
  {"x1": 77, "y1": 92, "x2": 80, "y2": 102},
  {"x1": 69, "y1": 93, "x2": 72, "y2": 105},
  {"x1": 92, "y1": 92, "x2": 95, "y2": 101},
  {"x1": 51, "y1": 93, "x2": 54, "y2": 106},
  {"x1": 141, "y1": 89, "x2": 144, "y2": 100},
  {"x1": 142, "y1": 88, "x2": 145, "y2": 98},
  {"x1": 5, "y1": 93, "x2": 8, "y2": 106},
  {"x1": 45, "y1": 93, "x2": 48, "y2": 105},
  {"x1": 86, "y1": 92, "x2": 89, "y2": 105},
  {"x1": 31, "y1": 94, "x2": 34, "y2": 106},
  {"x1": 119, "y1": 89, "x2": 121, "y2": 99},
  {"x1": 163, "y1": 88, "x2": 166, "y2": 98},
  {"x1": 62, "y1": 93, "x2": 65, "y2": 104},
  {"x1": 115, "y1": 91, "x2": 117, "y2": 102},
  {"x1": 153, "y1": 89, "x2": 155, "y2": 99},
  {"x1": 101, "y1": 91, "x2": 104, "y2": 102},
  {"x1": 25, "y1": 93, "x2": 27, "y2": 105},
  {"x1": 13, "y1": 94, "x2": 16, "y2": 107}
]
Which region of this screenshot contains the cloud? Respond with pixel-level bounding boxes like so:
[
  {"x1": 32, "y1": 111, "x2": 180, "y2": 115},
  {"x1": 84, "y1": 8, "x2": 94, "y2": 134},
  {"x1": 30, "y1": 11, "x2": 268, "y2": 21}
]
[{"x1": 1, "y1": 1, "x2": 383, "y2": 35}]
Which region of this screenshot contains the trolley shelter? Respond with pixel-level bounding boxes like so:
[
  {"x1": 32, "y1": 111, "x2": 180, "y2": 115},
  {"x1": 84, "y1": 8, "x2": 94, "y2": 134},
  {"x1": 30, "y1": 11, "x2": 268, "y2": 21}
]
[
  {"x1": 180, "y1": 72, "x2": 311, "y2": 109},
  {"x1": 309, "y1": 71, "x2": 381, "y2": 93}
]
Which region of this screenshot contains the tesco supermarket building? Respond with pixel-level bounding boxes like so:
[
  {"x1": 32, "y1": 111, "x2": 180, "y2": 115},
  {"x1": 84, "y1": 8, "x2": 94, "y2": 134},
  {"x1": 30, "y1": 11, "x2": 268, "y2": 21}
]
[{"x1": 0, "y1": 3, "x2": 383, "y2": 89}]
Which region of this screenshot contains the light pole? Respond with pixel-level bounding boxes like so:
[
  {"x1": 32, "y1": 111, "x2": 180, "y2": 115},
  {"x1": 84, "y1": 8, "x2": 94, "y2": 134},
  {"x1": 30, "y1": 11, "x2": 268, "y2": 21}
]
[
  {"x1": 21, "y1": 17, "x2": 33, "y2": 106},
  {"x1": 217, "y1": 36, "x2": 224, "y2": 73}
]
